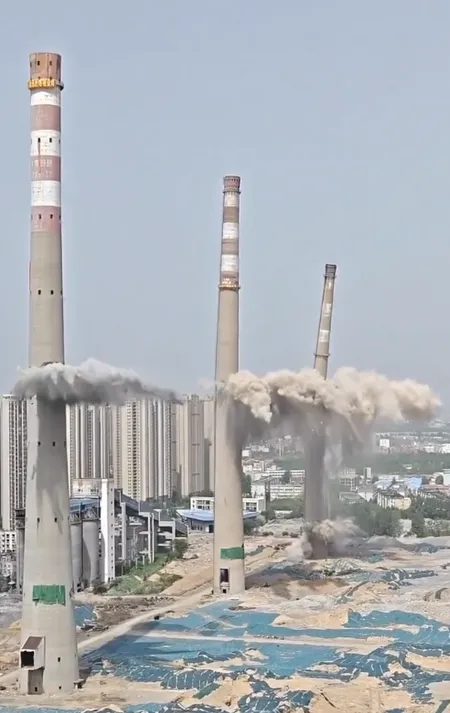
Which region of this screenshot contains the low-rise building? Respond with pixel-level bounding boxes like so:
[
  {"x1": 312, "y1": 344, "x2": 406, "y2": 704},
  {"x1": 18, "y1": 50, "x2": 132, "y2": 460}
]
[
  {"x1": 189, "y1": 495, "x2": 266, "y2": 513},
  {"x1": 357, "y1": 487, "x2": 375, "y2": 502},
  {"x1": 339, "y1": 469, "x2": 358, "y2": 492},
  {"x1": 339, "y1": 492, "x2": 362, "y2": 505},
  {"x1": 419, "y1": 485, "x2": 450, "y2": 499},
  {"x1": 0, "y1": 530, "x2": 16, "y2": 554},
  {"x1": 0, "y1": 552, "x2": 15, "y2": 578},
  {"x1": 269, "y1": 482, "x2": 303, "y2": 500},
  {"x1": 377, "y1": 490, "x2": 411, "y2": 510},
  {"x1": 176, "y1": 508, "x2": 258, "y2": 533}
]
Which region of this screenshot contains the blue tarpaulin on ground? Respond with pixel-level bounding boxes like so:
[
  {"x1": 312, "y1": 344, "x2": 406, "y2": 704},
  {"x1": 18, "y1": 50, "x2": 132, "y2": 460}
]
[{"x1": 3, "y1": 559, "x2": 450, "y2": 713}]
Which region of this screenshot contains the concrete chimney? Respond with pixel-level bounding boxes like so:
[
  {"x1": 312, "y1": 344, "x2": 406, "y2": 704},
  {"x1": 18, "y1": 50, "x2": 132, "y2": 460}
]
[
  {"x1": 213, "y1": 175, "x2": 245, "y2": 596},
  {"x1": 313, "y1": 264, "x2": 337, "y2": 379},
  {"x1": 304, "y1": 264, "x2": 337, "y2": 526},
  {"x1": 19, "y1": 53, "x2": 79, "y2": 694}
]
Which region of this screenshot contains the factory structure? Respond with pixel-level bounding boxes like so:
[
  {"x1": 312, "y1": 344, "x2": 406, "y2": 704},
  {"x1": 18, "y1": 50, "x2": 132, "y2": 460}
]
[
  {"x1": 212, "y1": 176, "x2": 245, "y2": 596},
  {"x1": 20, "y1": 52, "x2": 79, "y2": 694},
  {"x1": 304, "y1": 264, "x2": 338, "y2": 526},
  {"x1": 10, "y1": 479, "x2": 187, "y2": 594}
]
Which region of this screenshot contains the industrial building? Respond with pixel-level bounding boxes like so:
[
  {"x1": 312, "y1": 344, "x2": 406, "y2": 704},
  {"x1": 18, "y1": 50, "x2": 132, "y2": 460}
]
[
  {"x1": 177, "y1": 508, "x2": 258, "y2": 533},
  {"x1": 20, "y1": 50, "x2": 80, "y2": 695},
  {"x1": 213, "y1": 175, "x2": 245, "y2": 596},
  {"x1": 12, "y1": 479, "x2": 187, "y2": 593}
]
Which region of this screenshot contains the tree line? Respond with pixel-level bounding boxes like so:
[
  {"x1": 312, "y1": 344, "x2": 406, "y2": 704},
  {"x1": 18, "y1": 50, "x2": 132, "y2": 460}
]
[
  {"x1": 346, "y1": 495, "x2": 450, "y2": 538},
  {"x1": 275, "y1": 452, "x2": 450, "y2": 476}
]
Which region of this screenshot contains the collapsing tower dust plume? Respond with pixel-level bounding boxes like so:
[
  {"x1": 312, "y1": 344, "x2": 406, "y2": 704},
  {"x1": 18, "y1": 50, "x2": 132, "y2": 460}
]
[
  {"x1": 304, "y1": 264, "x2": 337, "y2": 530},
  {"x1": 223, "y1": 366, "x2": 440, "y2": 555}
]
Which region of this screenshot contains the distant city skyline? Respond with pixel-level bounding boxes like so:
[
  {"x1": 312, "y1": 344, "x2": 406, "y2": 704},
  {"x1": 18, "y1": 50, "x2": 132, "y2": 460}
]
[
  {"x1": 0, "y1": 394, "x2": 215, "y2": 530},
  {"x1": 1, "y1": 2, "x2": 450, "y2": 408}
]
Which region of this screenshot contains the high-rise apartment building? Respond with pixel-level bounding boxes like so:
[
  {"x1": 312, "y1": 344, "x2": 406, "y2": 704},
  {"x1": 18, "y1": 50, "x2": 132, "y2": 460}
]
[
  {"x1": 203, "y1": 396, "x2": 215, "y2": 492},
  {"x1": 174, "y1": 395, "x2": 214, "y2": 497},
  {"x1": 111, "y1": 399, "x2": 175, "y2": 501},
  {"x1": 66, "y1": 404, "x2": 112, "y2": 487},
  {"x1": 0, "y1": 396, "x2": 28, "y2": 530},
  {"x1": 0, "y1": 393, "x2": 213, "y2": 521}
]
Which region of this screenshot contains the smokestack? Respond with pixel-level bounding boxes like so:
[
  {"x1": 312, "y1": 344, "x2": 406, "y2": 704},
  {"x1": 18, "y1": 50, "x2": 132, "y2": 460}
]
[
  {"x1": 213, "y1": 175, "x2": 245, "y2": 596},
  {"x1": 20, "y1": 53, "x2": 79, "y2": 694},
  {"x1": 313, "y1": 264, "x2": 337, "y2": 378},
  {"x1": 304, "y1": 264, "x2": 338, "y2": 532}
]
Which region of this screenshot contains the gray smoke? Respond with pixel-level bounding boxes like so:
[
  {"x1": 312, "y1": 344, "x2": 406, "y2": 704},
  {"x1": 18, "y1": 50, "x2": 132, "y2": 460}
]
[
  {"x1": 12, "y1": 358, "x2": 182, "y2": 405},
  {"x1": 224, "y1": 367, "x2": 440, "y2": 426},
  {"x1": 286, "y1": 518, "x2": 363, "y2": 562},
  {"x1": 224, "y1": 366, "x2": 440, "y2": 559}
]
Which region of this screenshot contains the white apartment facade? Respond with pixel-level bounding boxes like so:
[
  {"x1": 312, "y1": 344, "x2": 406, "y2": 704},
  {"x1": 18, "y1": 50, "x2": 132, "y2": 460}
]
[
  {"x1": 175, "y1": 395, "x2": 213, "y2": 497},
  {"x1": 111, "y1": 399, "x2": 175, "y2": 501},
  {"x1": 190, "y1": 495, "x2": 266, "y2": 513},
  {"x1": 66, "y1": 403, "x2": 112, "y2": 488},
  {"x1": 269, "y1": 482, "x2": 304, "y2": 500},
  {"x1": 0, "y1": 529, "x2": 16, "y2": 554},
  {"x1": 0, "y1": 396, "x2": 27, "y2": 530}
]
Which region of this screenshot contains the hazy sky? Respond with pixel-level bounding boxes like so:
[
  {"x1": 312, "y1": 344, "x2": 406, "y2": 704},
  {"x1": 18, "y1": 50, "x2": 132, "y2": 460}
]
[{"x1": 1, "y1": 2, "x2": 450, "y2": 408}]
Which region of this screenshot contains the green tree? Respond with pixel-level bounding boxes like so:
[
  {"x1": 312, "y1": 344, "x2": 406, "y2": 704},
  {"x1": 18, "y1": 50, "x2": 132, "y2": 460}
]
[
  {"x1": 282, "y1": 470, "x2": 291, "y2": 484},
  {"x1": 290, "y1": 501, "x2": 304, "y2": 519},
  {"x1": 411, "y1": 511, "x2": 426, "y2": 538},
  {"x1": 435, "y1": 474, "x2": 444, "y2": 485},
  {"x1": 173, "y1": 538, "x2": 188, "y2": 558},
  {"x1": 373, "y1": 508, "x2": 401, "y2": 537},
  {"x1": 415, "y1": 496, "x2": 450, "y2": 520},
  {"x1": 243, "y1": 519, "x2": 258, "y2": 535},
  {"x1": 351, "y1": 502, "x2": 401, "y2": 538},
  {"x1": 241, "y1": 474, "x2": 252, "y2": 496},
  {"x1": 262, "y1": 507, "x2": 276, "y2": 522}
]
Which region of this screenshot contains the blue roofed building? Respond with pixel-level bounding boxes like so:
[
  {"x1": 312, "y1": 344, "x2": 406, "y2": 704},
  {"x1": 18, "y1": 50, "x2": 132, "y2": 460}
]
[{"x1": 176, "y1": 508, "x2": 258, "y2": 533}]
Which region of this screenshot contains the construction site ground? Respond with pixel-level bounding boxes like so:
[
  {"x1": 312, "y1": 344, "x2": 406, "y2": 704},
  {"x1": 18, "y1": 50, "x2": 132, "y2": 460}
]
[{"x1": 2, "y1": 532, "x2": 450, "y2": 712}]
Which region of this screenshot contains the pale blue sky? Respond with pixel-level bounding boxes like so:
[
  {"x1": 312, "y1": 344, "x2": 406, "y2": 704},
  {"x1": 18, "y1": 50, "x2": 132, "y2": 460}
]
[{"x1": 1, "y1": 1, "x2": 450, "y2": 406}]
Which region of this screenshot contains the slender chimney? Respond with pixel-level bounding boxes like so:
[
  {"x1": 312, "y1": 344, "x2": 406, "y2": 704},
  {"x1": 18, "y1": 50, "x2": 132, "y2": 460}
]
[
  {"x1": 304, "y1": 264, "x2": 338, "y2": 529},
  {"x1": 313, "y1": 264, "x2": 337, "y2": 378},
  {"x1": 20, "y1": 53, "x2": 79, "y2": 694},
  {"x1": 213, "y1": 175, "x2": 245, "y2": 595}
]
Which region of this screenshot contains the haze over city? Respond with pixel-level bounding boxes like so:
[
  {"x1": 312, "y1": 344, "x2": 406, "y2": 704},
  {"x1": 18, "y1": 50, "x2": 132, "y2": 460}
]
[{"x1": 0, "y1": 1, "x2": 449, "y2": 405}]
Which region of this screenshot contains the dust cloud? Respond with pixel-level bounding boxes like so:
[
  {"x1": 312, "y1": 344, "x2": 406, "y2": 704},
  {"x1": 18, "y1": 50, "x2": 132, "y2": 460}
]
[
  {"x1": 223, "y1": 366, "x2": 440, "y2": 559},
  {"x1": 224, "y1": 367, "x2": 440, "y2": 427},
  {"x1": 12, "y1": 358, "x2": 181, "y2": 405},
  {"x1": 286, "y1": 518, "x2": 364, "y2": 561}
]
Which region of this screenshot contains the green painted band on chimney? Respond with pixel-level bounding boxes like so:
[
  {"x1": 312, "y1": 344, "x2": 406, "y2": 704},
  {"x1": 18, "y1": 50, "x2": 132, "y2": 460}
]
[
  {"x1": 220, "y1": 545, "x2": 245, "y2": 560},
  {"x1": 32, "y1": 584, "x2": 66, "y2": 605}
]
